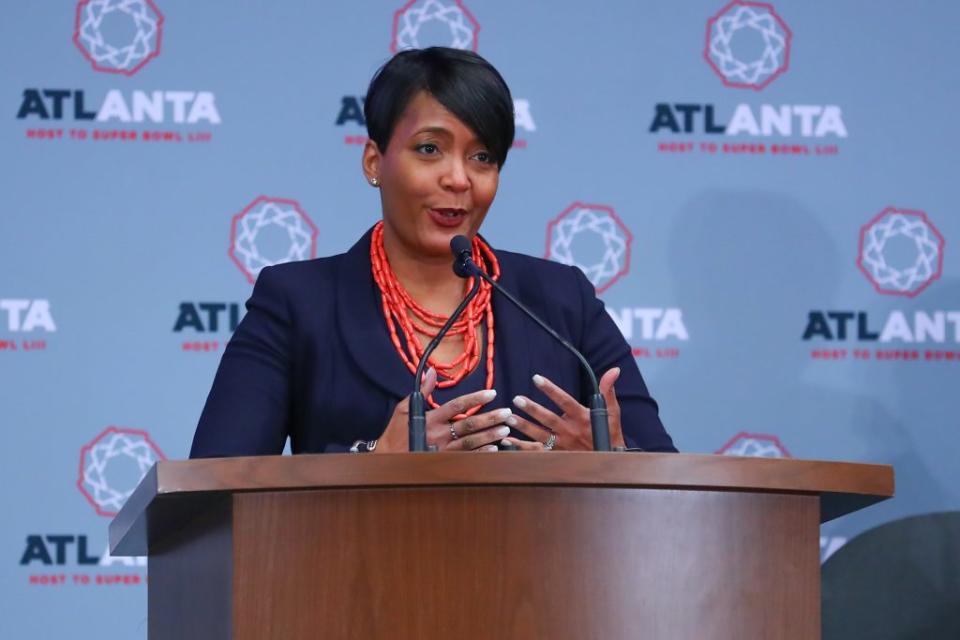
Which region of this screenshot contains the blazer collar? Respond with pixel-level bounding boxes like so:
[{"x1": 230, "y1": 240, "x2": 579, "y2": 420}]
[
  {"x1": 336, "y1": 228, "x2": 533, "y2": 403},
  {"x1": 336, "y1": 227, "x2": 413, "y2": 399}
]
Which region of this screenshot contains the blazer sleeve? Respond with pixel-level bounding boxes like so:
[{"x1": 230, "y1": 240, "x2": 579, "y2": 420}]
[
  {"x1": 190, "y1": 266, "x2": 292, "y2": 458},
  {"x1": 572, "y1": 266, "x2": 678, "y2": 452}
]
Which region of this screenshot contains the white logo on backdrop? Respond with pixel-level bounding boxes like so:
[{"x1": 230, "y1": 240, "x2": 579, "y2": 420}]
[
  {"x1": 73, "y1": 0, "x2": 164, "y2": 76},
  {"x1": 857, "y1": 208, "x2": 944, "y2": 298},
  {"x1": 229, "y1": 196, "x2": 319, "y2": 284},
  {"x1": 704, "y1": 0, "x2": 791, "y2": 90},
  {"x1": 717, "y1": 432, "x2": 791, "y2": 457},
  {"x1": 546, "y1": 202, "x2": 632, "y2": 293},
  {"x1": 391, "y1": 0, "x2": 480, "y2": 52},
  {"x1": 77, "y1": 427, "x2": 166, "y2": 517},
  {"x1": 820, "y1": 536, "x2": 848, "y2": 563}
]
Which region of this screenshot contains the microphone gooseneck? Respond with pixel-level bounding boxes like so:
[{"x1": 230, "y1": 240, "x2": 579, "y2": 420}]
[
  {"x1": 407, "y1": 238, "x2": 483, "y2": 452},
  {"x1": 451, "y1": 235, "x2": 612, "y2": 452}
]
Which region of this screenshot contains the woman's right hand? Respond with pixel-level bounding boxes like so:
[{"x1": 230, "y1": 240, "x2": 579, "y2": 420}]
[{"x1": 377, "y1": 368, "x2": 513, "y2": 452}]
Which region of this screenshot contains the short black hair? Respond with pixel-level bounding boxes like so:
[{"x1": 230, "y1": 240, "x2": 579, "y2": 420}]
[{"x1": 364, "y1": 47, "x2": 515, "y2": 168}]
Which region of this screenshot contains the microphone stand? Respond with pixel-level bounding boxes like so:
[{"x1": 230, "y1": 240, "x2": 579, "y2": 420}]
[
  {"x1": 408, "y1": 272, "x2": 482, "y2": 452},
  {"x1": 456, "y1": 254, "x2": 612, "y2": 452}
]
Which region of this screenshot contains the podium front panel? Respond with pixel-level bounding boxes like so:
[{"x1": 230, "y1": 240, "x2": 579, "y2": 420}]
[{"x1": 231, "y1": 486, "x2": 819, "y2": 640}]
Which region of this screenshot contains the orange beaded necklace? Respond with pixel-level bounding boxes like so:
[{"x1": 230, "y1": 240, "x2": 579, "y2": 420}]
[{"x1": 370, "y1": 221, "x2": 500, "y2": 418}]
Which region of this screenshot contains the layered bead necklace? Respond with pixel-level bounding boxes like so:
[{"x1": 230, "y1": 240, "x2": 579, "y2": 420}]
[{"x1": 370, "y1": 221, "x2": 500, "y2": 419}]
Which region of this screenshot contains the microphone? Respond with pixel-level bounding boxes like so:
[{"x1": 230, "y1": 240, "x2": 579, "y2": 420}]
[
  {"x1": 450, "y1": 234, "x2": 473, "y2": 274},
  {"x1": 451, "y1": 235, "x2": 612, "y2": 451},
  {"x1": 407, "y1": 238, "x2": 483, "y2": 451}
]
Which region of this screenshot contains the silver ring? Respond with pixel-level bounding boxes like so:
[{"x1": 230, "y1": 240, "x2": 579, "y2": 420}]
[
  {"x1": 449, "y1": 421, "x2": 459, "y2": 440},
  {"x1": 543, "y1": 433, "x2": 557, "y2": 450}
]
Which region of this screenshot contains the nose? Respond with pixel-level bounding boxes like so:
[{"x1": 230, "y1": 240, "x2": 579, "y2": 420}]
[{"x1": 440, "y1": 159, "x2": 470, "y2": 192}]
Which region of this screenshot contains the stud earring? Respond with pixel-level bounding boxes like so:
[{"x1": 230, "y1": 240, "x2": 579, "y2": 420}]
[{"x1": 370, "y1": 177, "x2": 380, "y2": 187}]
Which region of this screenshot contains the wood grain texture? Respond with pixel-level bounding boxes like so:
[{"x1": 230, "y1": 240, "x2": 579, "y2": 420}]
[
  {"x1": 153, "y1": 452, "x2": 893, "y2": 498},
  {"x1": 111, "y1": 453, "x2": 893, "y2": 557},
  {"x1": 232, "y1": 487, "x2": 819, "y2": 640}
]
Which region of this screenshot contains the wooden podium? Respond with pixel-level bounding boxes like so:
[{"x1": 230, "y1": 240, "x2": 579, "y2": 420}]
[{"x1": 110, "y1": 452, "x2": 893, "y2": 639}]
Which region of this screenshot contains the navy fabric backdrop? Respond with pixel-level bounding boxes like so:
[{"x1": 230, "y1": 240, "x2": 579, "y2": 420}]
[{"x1": 2, "y1": 1, "x2": 957, "y2": 636}]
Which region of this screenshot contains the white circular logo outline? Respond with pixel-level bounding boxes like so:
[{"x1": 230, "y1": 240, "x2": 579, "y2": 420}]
[
  {"x1": 717, "y1": 431, "x2": 791, "y2": 458},
  {"x1": 704, "y1": 0, "x2": 792, "y2": 91},
  {"x1": 391, "y1": 0, "x2": 480, "y2": 53},
  {"x1": 229, "y1": 196, "x2": 319, "y2": 284},
  {"x1": 857, "y1": 208, "x2": 944, "y2": 298},
  {"x1": 77, "y1": 426, "x2": 166, "y2": 517},
  {"x1": 73, "y1": 0, "x2": 164, "y2": 76},
  {"x1": 545, "y1": 202, "x2": 633, "y2": 293}
]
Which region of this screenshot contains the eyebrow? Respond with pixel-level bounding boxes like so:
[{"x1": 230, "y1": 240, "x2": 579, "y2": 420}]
[
  {"x1": 413, "y1": 126, "x2": 454, "y2": 137},
  {"x1": 411, "y1": 125, "x2": 483, "y2": 147}
]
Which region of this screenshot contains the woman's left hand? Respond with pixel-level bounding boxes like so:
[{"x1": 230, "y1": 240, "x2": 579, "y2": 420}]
[{"x1": 504, "y1": 368, "x2": 627, "y2": 451}]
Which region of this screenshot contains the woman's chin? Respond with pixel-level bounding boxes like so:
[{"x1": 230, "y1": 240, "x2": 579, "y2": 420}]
[
  {"x1": 422, "y1": 221, "x2": 471, "y2": 246},
  {"x1": 411, "y1": 234, "x2": 460, "y2": 261}
]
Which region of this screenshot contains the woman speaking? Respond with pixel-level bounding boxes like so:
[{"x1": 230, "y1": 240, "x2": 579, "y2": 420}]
[{"x1": 190, "y1": 47, "x2": 676, "y2": 456}]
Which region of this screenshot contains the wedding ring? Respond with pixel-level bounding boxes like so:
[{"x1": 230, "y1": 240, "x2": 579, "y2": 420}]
[
  {"x1": 544, "y1": 433, "x2": 557, "y2": 450},
  {"x1": 449, "y1": 421, "x2": 459, "y2": 440}
]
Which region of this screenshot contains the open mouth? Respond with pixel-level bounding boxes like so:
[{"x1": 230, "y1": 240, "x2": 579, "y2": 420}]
[
  {"x1": 428, "y1": 207, "x2": 469, "y2": 228},
  {"x1": 431, "y1": 208, "x2": 467, "y2": 218}
]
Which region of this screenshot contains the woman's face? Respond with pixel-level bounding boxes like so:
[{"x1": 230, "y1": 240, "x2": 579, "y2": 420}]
[{"x1": 363, "y1": 91, "x2": 500, "y2": 260}]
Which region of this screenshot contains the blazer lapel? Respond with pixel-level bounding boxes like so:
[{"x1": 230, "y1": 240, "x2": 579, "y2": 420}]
[
  {"x1": 488, "y1": 250, "x2": 535, "y2": 404},
  {"x1": 336, "y1": 228, "x2": 413, "y2": 399}
]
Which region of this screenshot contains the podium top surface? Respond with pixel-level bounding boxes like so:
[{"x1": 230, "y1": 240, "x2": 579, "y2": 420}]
[{"x1": 110, "y1": 452, "x2": 894, "y2": 555}]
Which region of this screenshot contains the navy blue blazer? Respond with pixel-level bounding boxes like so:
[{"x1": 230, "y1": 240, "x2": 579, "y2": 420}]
[{"x1": 190, "y1": 228, "x2": 676, "y2": 457}]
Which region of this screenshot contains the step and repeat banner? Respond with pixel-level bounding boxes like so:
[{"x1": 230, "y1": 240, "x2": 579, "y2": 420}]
[{"x1": 2, "y1": 1, "x2": 957, "y2": 636}]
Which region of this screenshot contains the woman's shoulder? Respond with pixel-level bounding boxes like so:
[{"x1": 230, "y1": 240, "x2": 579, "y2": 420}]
[
  {"x1": 255, "y1": 252, "x2": 346, "y2": 293},
  {"x1": 246, "y1": 255, "x2": 349, "y2": 331},
  {"x1": 494, "y1": 248, "x2": 589, "y2": 292},
  {"x1": 256, "y1": 230, "x2": 372, "y2": 294},
  {"x1": 492, "y1": 248, "x2": 595, "y2": 317},
  {"x1": 494, "y1": 248, "x2": 580, "y2": 279}
]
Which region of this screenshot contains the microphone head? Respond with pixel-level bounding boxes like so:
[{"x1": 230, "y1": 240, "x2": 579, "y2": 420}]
[
  {"x1": 450, "y1": 235, "x2": 474, "y2": 278},
  {"x1": 450, "y1": 235, "x2": 472, "y2": 260},
  {"x1": 452, "y1": 257, "x2": 472, "y2": 278}
]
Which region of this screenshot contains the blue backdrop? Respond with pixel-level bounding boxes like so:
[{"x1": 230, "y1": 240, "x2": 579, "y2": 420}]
[{"x1": 2, "y1": 1, "x2": 957, "y2": 636}]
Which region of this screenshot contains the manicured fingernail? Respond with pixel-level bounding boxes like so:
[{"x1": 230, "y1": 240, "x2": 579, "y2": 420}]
[
  {"x1": 502, "y1": 438, "x2": 513, "y2": 446},
  {"x1": 505, "y1": 415, "x2": 517, "y2": 427},
  {"x1": 612, "y1": 367, "x2": 621, "y2": 378},
  {"x1": 497, "y1": 408, "x2": 512, "y2": 420},
  {"x1": 496, "y1": 426, "x2": 510, "y2": 437},
  {"x1": 513, "y1": 396, "x2": 527, "y2": 409},
  {"x1": 532, "y1": 374, "x2": 545, "y2": 387},
  {"x1": 484, "y1": 445, "x2": 498, "y2": 452}
]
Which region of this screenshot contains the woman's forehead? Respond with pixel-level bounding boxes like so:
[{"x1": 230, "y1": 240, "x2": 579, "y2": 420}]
[{"x1": 394, "y1": 92, "x2": 478, "y2": 140}]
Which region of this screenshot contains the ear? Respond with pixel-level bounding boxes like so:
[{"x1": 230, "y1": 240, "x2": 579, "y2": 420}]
[{"x1": 362, "y1": 139, "x2": 381, "y2": 184}]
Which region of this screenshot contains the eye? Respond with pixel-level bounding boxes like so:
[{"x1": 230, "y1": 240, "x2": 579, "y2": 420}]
[
  {"x1": 472, "y1": 150, "x2": 496, "y2": 165},
  {"x1": 415, "y1": 143, "x2": 440, "y2": 155}
]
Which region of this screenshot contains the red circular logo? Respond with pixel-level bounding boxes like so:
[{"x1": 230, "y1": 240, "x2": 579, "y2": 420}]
[
  {"x1": 77, "y1": 426, "x2": 166, "y2": 517},
  {"x1": 545, "y1": 202, "x2": 633, "y2": 293},
  {"x1": 73, "y1": 0, "x2": 164, "y2": 76},
  {"x1": 228, "y1": 196, "x2": 319, "y2": 284},
  {"x1": 391, "y1": 0, "x2": 480, "y2": 53},
  {"x1": 704, "y1": 1, "x2": 791, "y2": 90}
]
